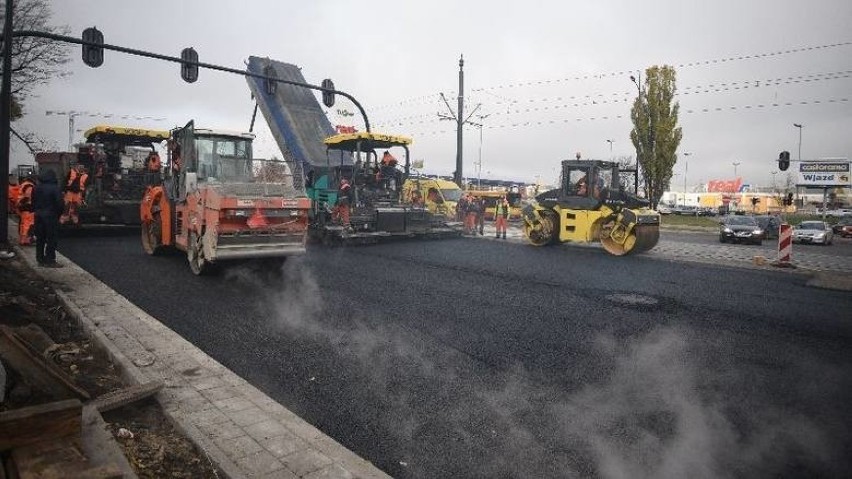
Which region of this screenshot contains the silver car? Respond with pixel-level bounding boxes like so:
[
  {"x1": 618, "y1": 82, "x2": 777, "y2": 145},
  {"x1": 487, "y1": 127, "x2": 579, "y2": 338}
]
[{"x1": 792, "y1": 221, "x2": 834, "y2": 245}]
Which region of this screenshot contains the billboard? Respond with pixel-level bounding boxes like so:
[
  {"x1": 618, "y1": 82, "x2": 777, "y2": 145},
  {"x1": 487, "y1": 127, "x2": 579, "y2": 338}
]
[
  {"x1": 707, "y1": 178, "x2": 743, "y2": 193},
  {"x1": 797, "y1": 160, "x2": 851, "y2": 187}
]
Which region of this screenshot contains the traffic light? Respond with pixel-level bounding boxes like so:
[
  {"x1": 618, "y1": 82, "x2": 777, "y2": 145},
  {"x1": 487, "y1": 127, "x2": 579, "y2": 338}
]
[
  {"x1": 81, "y1": 27, "x2": 104, "y2": 68},
  {"x1": 778, "y1": 151, "x2": 790, "y2": 171},
  {"x1": 181, "y1": 48, "x2": 199, "y2": 83},
  {"x1": 784, "y1": 192, "x2": 794, "y2": 206},
  {"x1": 321, "y1": 79, "x2": 336, "y2": 107},
  {"x1": 751, "y1": 197, "x2": 759, "y2": 206}
]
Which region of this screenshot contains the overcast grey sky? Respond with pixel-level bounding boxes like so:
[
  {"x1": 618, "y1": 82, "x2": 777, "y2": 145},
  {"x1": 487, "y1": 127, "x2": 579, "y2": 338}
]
[{"x1": 12, "y1": 0, "x2": 852, "y2": 188}]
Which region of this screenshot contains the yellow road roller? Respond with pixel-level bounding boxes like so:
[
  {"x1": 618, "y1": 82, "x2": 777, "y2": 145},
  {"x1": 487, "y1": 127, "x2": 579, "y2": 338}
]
[{"x1": 522, "y1": 160, "x2": 660, "y2": 255}]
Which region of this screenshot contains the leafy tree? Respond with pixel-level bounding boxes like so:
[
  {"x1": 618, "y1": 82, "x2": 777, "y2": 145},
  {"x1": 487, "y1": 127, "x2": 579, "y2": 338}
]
[
  {"x1": 0, "y1": 0, "x2": 71, "y2": 121},
  {"x1": 630, "y1": 65, "x2": 682, "y2": 208}
]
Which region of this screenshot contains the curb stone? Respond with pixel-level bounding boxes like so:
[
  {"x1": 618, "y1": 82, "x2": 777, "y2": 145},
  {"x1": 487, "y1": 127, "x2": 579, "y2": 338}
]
[{"x1": 9, "y1": 234, "x2": 389, "y2": 479}]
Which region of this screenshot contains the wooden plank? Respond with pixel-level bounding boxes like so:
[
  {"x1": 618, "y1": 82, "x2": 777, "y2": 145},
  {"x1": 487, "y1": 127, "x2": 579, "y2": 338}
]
[
  {"x1": 10, "y1": 436, "x2": 122, "y2": 479},
  {"x1": 0, "y1": 326, "x2": 90, "y2": 401},
  {"x1": 0, "y1": 399, "x2": 82, "y2": 451},
  {"x1": 91, "y1": 380, "x2": 164, "y2": 413}
]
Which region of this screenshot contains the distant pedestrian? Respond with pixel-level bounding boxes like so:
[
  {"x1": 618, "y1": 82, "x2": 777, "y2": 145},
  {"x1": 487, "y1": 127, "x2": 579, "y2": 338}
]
[
  {"x1": 495, "y1": 195, "x2": 509, "y2": 239},
  {"x1": 33, "y1": 169, "x2": 65, "y2": 267}
]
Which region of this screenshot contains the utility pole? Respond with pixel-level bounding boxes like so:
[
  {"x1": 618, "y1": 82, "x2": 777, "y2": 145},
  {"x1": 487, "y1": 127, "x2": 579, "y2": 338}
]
[
  {"x1": 1, "y1": 0, "x2": 15, "y2": 248},
  {"x1": 438, "y1": 55, "x2": 481, "y2": 189},
  {"x1": 455, "y1": 55, "x2": 464, "y2": 187},
  {"x1": 682, "y1": 152, "x2": 691, "y2": 206}
]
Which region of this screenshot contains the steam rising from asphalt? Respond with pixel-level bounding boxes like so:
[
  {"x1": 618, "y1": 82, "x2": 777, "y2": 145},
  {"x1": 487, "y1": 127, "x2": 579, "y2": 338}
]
[{"x1": 253, "y1": 262, "x2": 838, "y2": 478}]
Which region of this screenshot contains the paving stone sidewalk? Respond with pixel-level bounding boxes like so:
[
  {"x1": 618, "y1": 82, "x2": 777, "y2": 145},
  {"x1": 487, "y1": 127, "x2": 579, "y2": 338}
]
[{"x1": 14, "y1": 244, "x2": 389, "y2": 479}]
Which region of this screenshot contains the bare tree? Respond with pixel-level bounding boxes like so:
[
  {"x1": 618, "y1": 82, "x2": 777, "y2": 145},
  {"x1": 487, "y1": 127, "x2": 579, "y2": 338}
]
[{"x1": 0, "y1": 0, "x2": 71, "y2": 120}]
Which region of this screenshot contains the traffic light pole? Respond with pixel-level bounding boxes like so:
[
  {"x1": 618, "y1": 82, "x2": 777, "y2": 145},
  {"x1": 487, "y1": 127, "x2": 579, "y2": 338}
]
[{"x1": 2, "y1": 26, "x2": 371, "y2": 249}]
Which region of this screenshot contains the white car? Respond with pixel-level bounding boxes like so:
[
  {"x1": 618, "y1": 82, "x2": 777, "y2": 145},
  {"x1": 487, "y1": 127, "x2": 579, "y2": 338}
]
[
  {"x1": 792, "y1": 221, "x2": 834, "y2": 245},
  {"x1": 656, "y1": 205, "x2": 673, "y2": 214}
]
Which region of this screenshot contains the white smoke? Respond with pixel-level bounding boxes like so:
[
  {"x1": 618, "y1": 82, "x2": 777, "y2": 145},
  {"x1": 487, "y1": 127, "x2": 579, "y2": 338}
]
[{"x1": 253, "y1": 264, "x2": 839, "y2": 478}]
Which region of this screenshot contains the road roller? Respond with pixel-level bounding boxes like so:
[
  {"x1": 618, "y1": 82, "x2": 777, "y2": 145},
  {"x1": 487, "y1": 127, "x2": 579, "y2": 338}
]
[{"x1": 522, "y1": 159, "x2": 660, "y2": 255}]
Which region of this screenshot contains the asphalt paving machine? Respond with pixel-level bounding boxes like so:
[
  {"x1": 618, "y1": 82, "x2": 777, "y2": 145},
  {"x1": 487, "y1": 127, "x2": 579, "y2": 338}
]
[
  {"x1": 140, "y1": 121, "x2": 311, "y2": 274},
  {"x1": 309, "y1": 131, "x2": 460, "y2": 243},
  {"x1": 522, "y1": 159, "x2": 660, "y2": 255},
  {"x1": 35, "y1": 126, "x2": 169, "y2": 225}
]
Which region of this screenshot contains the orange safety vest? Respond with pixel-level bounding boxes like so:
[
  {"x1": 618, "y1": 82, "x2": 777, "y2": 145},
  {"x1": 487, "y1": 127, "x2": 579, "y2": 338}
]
[
  {"x1": 148, "y1": 154, "x2": 162, "y2": 172},
  {"x1": 17, "y1": 180, "x2": 34, "y2": 211},
  {"x1": 66, "y1": 169, "x2": 88, "y2": 193}
]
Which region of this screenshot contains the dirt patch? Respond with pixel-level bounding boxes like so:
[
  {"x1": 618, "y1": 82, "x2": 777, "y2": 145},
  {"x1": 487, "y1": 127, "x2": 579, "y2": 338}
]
[{"x1": 1, "y1": 254, "x2": 219, "y2": 478}]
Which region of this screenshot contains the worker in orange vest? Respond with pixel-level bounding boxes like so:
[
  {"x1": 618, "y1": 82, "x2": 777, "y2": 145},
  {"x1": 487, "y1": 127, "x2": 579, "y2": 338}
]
[
  {"x1": 16, "y1": 174, "x2": 36, "y2": 245},
  {"x1": 7, "y1": 174, "x2": 20, "y2": 214},
  {"x1": 61, "y1": 163, "x2": 88, "y2": 225},
  {"x1": 494, "y1": 194, "x2": 510, "y2": 239},
  {"x1": 145, "y1": 152, "x2": 163, "y2": 186},
  {"x1": 334, "y1": 178, "x2": 353, "y2": 229}
]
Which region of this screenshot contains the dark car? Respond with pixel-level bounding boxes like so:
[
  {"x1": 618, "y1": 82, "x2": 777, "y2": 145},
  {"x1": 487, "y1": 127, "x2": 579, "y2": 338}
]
[
  {"x1": 753, "y1": 215, "x2": 780, "y2": 240},
  {"x1": 832, "y1": 216, "x2": 852, "y2": 237},
  {"x1": 719, "y1": 215, "x2": 763, "y2": 245}
]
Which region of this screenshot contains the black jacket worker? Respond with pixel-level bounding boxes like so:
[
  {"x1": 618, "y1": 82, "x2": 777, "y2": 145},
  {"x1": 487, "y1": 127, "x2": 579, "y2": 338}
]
[{"x1": 32, "y1": 169, "x2": 65, "y2": 267}]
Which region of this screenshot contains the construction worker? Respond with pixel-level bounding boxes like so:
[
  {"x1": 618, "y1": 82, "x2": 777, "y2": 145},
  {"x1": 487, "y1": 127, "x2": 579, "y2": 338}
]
[
  {"x1": 7, "y1": 173, "x2": 20, "y2": 214},
  {"x1": 145, "y1": 152, "x2": 163, "y2": 186},
  {"x1": 494, "y1": 194, "x2": 510, "y2": 239},
  {"x1": 377, "y1": 151, "x2": 399, "y2": 191},
  {"x1": 475, "y1": 195, "x2": 486, "y2": 235},
  {"x1": 16, "y1": 174, "x2": 36, "y2": 245},
  {"x1": 61, "y1": 163, "x2": 88, "y2": 225},
  {"x1": 335, "y1": 178, "x2": 353, "y2": 228},
  {"x1": 33, "y1": 169, "x2": 64, "y2": 267},
  {"x1": 464, "y1": 193, "x2": 479, "y2": 235}
]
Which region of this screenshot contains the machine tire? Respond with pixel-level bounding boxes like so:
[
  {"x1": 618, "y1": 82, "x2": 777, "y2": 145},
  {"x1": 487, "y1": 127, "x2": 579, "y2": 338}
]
[
  {"x1": 188, "y1": 231, "x2": 213, "y2": 276},
  {"x1": 719, "y1": 235, "x2": 726, "y2": 243},
  {"x1": 141, "y1": 212, "x2": 163, "y2": 256},
  {"x1": 524, "y1": 209, "x2": 558, "y2": 246},
  {"x1": 601, "y1": 224, "x2": 659, "y2": 256}
]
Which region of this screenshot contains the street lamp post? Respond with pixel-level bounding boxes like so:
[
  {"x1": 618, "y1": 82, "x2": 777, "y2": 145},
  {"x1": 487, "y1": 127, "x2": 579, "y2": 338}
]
[
  {"x1": 733, "y1": 161, "x2": 741, "y2": 178},
  {"x1": 793, "y1": 123, "x2": 803, "y2": 206},
  {"x1": 471, "y1": 113, "x2": 490, "y2": 188},
  {"x1": 606, "y1": 139, "x2": 614, "y2": 161},
  {"x1": 682, "y1": 152, "x2": 691, "y2": 206},
  {"x1": 629, "y1": 74, "x2": 649, "y2": 195}
]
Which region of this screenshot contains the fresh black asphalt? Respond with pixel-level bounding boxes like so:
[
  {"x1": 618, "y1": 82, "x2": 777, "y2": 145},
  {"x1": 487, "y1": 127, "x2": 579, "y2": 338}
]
[{"x1": 58, "y1": 229, "x2": 852, "y2": 478}]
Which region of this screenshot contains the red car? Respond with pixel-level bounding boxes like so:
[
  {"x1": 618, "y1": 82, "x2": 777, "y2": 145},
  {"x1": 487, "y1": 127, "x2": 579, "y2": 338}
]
[{"x1": 833, "y1": 217, "x2": 852, "y2": 238}]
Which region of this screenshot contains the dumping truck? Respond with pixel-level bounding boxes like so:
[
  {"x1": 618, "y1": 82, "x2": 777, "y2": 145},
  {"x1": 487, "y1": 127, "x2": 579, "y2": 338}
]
[
  {"x1": 522, "y1": 159, "x2": 660, "y2": 255},
  {"x1": 140, "y1": 121, "x2": 311, "y2": 275},
  {"x1": 308, "y1": 131, "x2": 460, "y2": 243},
  {"x1": 35, "y1": 126, "x2": 169, "y2": 225}
]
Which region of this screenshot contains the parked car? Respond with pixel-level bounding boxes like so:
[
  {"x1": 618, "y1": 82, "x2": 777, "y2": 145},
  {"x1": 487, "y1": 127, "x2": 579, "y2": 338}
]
[
  {"x1": 673, "y1": 205, "x2": 698, "y2": 216},
  {"x1": 753, "y1": 215, "x2": 780, "y2": 240},
  {"x1": 792, "y1": 221, "x2": 834, "y2": 245},
  {"x1": 719, "y1": 215, "x2": 763, "y2": 245},
  {"x1": 832, "y1": 217, "x2": 852, "y2": 237},
  {"x1": 657, "y1": 204, "x2": 673, "y2": 215}
]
